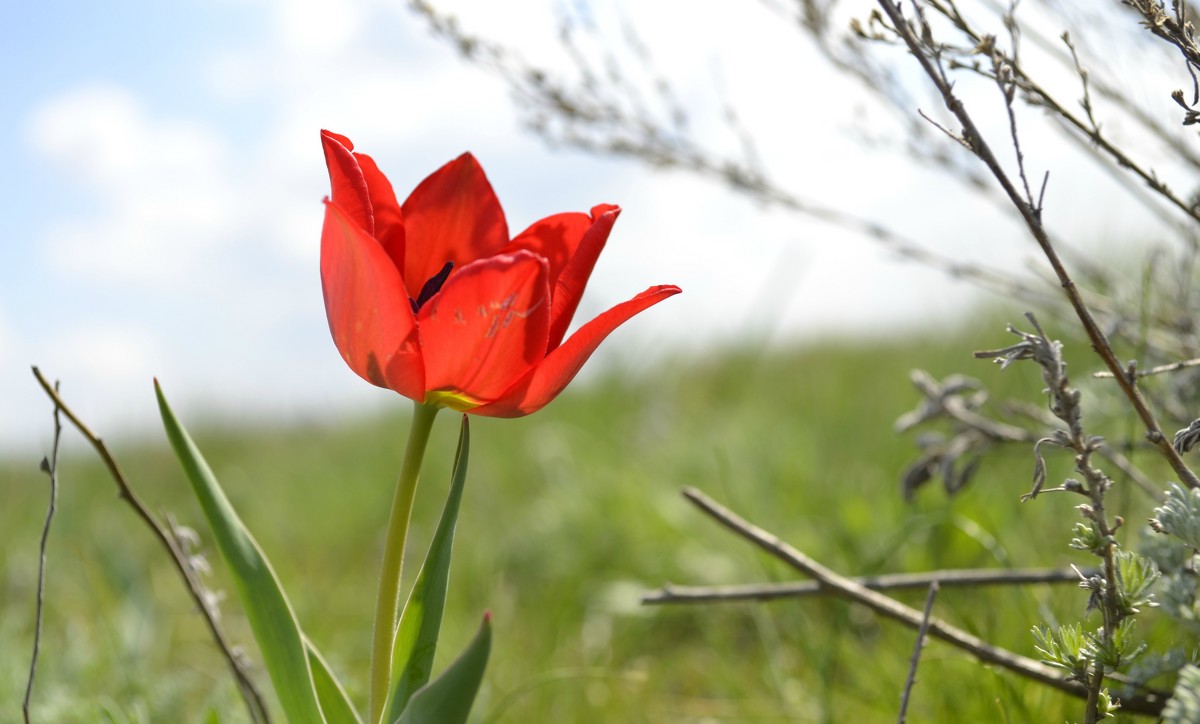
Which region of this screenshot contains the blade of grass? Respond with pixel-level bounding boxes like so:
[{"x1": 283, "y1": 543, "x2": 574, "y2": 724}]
[
  {"x1": 384, "y1": 415, "x2": 470, "y2": 721},
  {"x1": 156, "y1": 380, "x2": 326, "y2": 724}
]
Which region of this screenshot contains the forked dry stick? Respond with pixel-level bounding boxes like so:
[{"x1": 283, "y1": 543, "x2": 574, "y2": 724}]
[
  {"x1": 1094, "y1": 357, "x2": 1200, "y2": 380},
  {"x1": 676, "y1": 486, "x2": 1169, "y2": 715},
  {"x1": 30, "y1": 367, "x2": 270, "y2": 724}
]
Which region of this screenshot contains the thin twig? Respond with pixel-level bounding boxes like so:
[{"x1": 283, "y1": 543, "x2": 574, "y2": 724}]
[
  {"x1": 935, "y1": 0, "x2": 1200, "y2": 230},
  {"x1": 898, "y1": 582, "x2": 938, "y2": 724},
  {"x1": 643, "y1": 566, "x2": 1089, "y2": 605},
  {"x1": 1094, "y1": 357, "x2": 1200, "y2": 379},
  {"x1": 30, "y1": 367, "x2": 271, "y2": 724},
  {"x1": 678, "y1": 486, "x2": 1169, "y2": 715},
  {"x1": 876, "y1": 0, "x2": 1200, "y2": 490},
  {"x1": 976, "y1": 0, "x2": 1200, "y2": 173},
  {"x1": 23, "y1": 381, "x2": 61, "y2": 723}
]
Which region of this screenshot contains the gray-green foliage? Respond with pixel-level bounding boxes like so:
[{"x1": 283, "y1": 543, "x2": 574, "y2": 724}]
[
  {"x1": 1147, "y1": 488, "x2": 1200, "y2": 629},
  {"x1": 1032, "y1": 618, "x2": 1147, "y2": 681},
  {"x1": 1144, "y1": 484, "x2": 1200, "y2": 715},
  {"x1": 1093, "y1": 618, "x2": 1148, "y2": 671},
  {"x1": 1164, "y1": 665, "x2": 1200, "y2": 724},
  {"x1": 974, "y1": 317, "x2": 1161, "y2": 719},
  {"x1": 1033, "y1": 623, "x2": 1090, "y2": 681},
  {"x1": 1095, "y1": 689, "x2": 1120, "y2": 720},
  {"x1": 1155, "y1": 561, "x2": 1200, "y2": 633},
  {"x1": 1154, "y1": 484, "x2": 1200, "y2": 550},
  {"x1": 1069, "y1": 521, "x2": 1111, "y2": 557},
  {"x1": 1114, "y1": 549, "x2": 1160, "y2": 617}
]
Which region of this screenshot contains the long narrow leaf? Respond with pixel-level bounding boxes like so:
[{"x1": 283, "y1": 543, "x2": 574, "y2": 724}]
[
  {"x1": 384, "y1": 415, "x2": 471, "y2": 721},
  {"x1": 307, "y1": 637, "x2": 363, "y2": 724},
  {"x1": 156, "y1": 381, "x2": 325, "y2": 723},
  {"x1": 394, "y1": 613, "x2": 492, "y2": 724}
]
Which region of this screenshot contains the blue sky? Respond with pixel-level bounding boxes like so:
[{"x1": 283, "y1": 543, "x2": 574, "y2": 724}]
[{"x1": 3, "y1": 0, "x2": 1151, "y2": 452}]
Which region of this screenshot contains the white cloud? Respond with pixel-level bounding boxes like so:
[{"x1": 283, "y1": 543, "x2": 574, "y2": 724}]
[
  {"x1": 2, "y1": 325, "x2": 167, "y2": 452},
  {"x1": 274, "y1": 0, "x2": 366, "y2": 54},
  {"x1": 28, "y1": 84, "x2": 239, "y2": 285},
  {"x1": 47, "y1": 325, "x2": 165, "y2": 386},
  {"x1": 28, "y1": 85, "x2": 228, "y2": 190}
]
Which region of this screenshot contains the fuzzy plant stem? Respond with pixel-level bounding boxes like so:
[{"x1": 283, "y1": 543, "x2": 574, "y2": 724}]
[{"x1": 369, "y1": 401, "x2": 440, "y2": 723}]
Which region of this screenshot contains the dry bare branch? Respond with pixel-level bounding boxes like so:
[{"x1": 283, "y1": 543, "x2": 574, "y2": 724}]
[
  {"x1": 674, "y1": 486, "x2": 1169, "y2": 715},
  {"x1": 643, "y1": 566, "x2": 1088, "y2": 605}
]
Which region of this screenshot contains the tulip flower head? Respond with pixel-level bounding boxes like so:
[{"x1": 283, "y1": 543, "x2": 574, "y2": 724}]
[{"x1": 320, "y1": 130, "x2": 680, "y2": 417}]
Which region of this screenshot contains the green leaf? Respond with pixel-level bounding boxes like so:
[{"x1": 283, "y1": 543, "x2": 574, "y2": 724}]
[
  {"x1": 385, "y1": 416, "x2": 471, "y2": 721},
  {"x1": 155, "y1": 381, "x2": 326, "y2": 724},
  {"x1": 307, "y1": 636, "x2": 363, "y2": 724},
  {"x1": 394, "y1": 612, "x2": 492, "y2": 724},
  {"x1": 1032, "y1": 623, "x2": 1089, "y2": 679},
  {"x1": 1114, "y1": 549, "x2": 1161, "y2": 617}
]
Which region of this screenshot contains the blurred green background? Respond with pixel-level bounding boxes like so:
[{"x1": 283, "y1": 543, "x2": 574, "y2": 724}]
[{"x1": 3, "y1": 317, "x2": 1176, "y2": 722}]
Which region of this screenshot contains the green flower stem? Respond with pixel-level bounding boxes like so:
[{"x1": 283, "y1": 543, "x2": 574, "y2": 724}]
[{"x1": 370, "y1": 401, "x2": 440, "y2": 723}]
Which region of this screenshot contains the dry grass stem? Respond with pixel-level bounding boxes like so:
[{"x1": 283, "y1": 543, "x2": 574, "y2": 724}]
[
  {"x1": 897, "y1": 582, "x2": 939, "y2": 723},
  {"x1": 23, "y1": 381, "x2": 61, "y2": 724},
  {"x1": 30, "y1": 367, "x2": 271, "y2": 724}
]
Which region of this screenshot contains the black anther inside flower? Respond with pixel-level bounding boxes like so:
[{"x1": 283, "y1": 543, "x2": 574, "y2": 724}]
[{"x1": 410, "y1": 261, "x2": 454, "y2": 313}]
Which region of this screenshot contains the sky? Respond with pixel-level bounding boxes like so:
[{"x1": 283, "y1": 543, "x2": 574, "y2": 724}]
[{"x1": 0, "y1": 0, "x2": 1170, "y2": 453}]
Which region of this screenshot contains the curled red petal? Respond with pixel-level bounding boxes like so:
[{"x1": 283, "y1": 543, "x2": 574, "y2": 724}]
[
  {"x1": 320, "y1": 130, "x2": 374, "y2": 237},
  {"x1": 470, "y1": 284, "x2": 681, "y2": 417},
  {"x1": 545, "y1": 204, "x2": 620, "y2": 351},
  {"x1": 321, "y1": 200, "x2": 425, "y2": 399},
  {"x1": 502, "y1": 211, "x2": 593, "y2": 289},
  {"x1": 353, "y1": 151, "x2": 406, "y2": 273},
  {"x1": 400, "y1": 152, "x2": 509, "y2": 294},
  {"x1": 417, "y1": 251, "x2": 551, "y2": 405}
]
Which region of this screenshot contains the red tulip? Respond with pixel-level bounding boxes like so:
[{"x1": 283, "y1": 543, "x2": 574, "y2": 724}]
[{"x1": 320, "y1": 130, "x2": 680, "y2": 417}]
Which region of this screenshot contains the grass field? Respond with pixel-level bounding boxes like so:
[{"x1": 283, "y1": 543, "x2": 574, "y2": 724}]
[{"x1": 2, "y1": 317, "x2": 1178, "y2": 722}]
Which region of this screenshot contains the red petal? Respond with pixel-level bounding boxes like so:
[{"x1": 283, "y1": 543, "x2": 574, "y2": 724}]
[
  {"x1": 502, "y1": 211, "x2": 592, "y2": 289},
  {"x1": 470, "y1": 284, "x2": 681, "y2": 417},
  {"x1": 353, "y1": 151, "x2": 406, "y2": 272},
  {"x1": 321, "y1": 200, "x2": 425, "y2": 399},
  {"x1": 545, "y1": 204, "x2": 620, "y2": 351},
  {"x1": 417, "y1": 251, "x2": 550, "y2": 404},
  {"x1": 322, "y1": 130, "x2": 354, "y2": 149},
  {"x1": 320, "y1": 130, "x2": 374, "y2": 237},
  {"x1": 400, "y1": 153, "x2": 509, "y2": 295}
]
